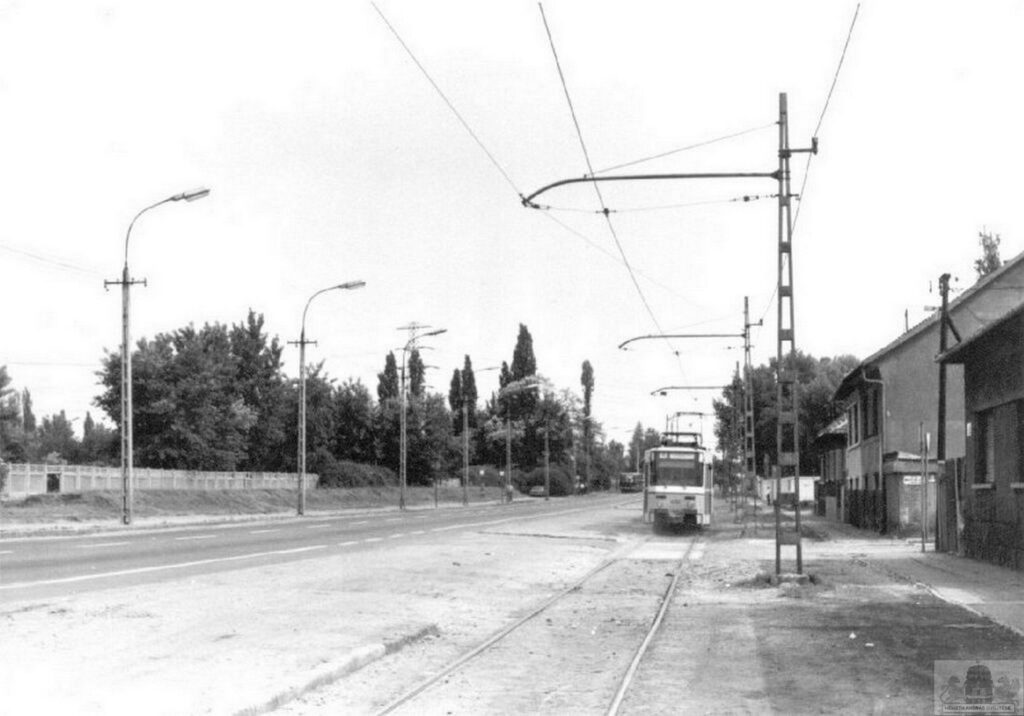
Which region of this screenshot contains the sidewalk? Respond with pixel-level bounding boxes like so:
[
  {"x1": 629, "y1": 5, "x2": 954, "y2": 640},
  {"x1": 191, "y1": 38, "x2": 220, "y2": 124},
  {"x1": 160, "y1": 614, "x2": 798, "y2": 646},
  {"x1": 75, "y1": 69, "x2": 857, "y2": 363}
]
[{"x1": 801, "y1": 510, "x2": 1024, "y2": 636}]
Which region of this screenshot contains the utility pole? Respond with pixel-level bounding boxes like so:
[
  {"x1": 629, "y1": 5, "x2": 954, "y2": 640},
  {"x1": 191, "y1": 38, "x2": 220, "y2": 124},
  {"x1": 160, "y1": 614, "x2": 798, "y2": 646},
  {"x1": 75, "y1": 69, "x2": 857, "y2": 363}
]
[
  {"x1": 397, "y1": 323, "x2": 447, "y2": 510},
  {"x1": 743, "y1": 296, "x2": 762, "y2": 519},
  {"x1": 462, "y1": 403, "x2": 469, "y2": 506},
  {"x1": 775, "y1": 92, "x2": 817, "y2": 575},
  {"x1": 936, "y1": 273, "x2": 953, "y2": 462},
  {"x1": 287, "y1": 330, "x2": 316, "y2": 515}
]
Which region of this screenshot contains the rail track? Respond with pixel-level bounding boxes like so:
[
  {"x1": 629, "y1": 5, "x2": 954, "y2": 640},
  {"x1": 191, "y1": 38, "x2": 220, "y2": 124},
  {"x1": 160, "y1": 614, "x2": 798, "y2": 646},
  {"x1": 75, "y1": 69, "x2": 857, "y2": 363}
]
[{"x1": 374, "y1": 532, "x2": 703, "y2": 715}]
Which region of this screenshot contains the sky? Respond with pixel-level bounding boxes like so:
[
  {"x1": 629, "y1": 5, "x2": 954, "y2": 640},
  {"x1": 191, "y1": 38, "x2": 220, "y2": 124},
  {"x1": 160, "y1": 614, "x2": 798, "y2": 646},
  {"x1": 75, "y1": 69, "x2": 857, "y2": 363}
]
[{"x1": 0, "y1": 1, "x2": 1022, "y2": 452}]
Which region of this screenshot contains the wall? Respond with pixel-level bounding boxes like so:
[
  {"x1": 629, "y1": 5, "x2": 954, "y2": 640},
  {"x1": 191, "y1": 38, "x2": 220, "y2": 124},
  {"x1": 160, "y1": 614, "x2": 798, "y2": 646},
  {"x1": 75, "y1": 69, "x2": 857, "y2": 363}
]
[{"x1": 1, "y1": 463, "x2": 309, "y2": 501}]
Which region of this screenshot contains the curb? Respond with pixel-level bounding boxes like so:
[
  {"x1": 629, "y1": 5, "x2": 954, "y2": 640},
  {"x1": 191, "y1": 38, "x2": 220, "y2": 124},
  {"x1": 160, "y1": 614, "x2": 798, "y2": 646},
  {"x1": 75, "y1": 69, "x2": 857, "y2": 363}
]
[{"x1": 233, "y1": 624, "x2": 440, "y2": 716}]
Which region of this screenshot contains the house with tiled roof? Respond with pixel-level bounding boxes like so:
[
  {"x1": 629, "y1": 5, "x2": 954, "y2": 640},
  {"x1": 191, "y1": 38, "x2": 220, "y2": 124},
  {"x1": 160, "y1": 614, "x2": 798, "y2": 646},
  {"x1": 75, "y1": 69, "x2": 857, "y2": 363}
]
[{"x1": 833, "y1": 249, "x2": 1024, "y2": 535}]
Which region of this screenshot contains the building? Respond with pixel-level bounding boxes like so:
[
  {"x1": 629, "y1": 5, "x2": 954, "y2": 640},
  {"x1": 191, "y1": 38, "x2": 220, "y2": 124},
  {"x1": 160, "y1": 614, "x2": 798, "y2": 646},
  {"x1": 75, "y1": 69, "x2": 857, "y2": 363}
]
[
  {"x1": 814, "y1": 415, "x2": 847, "y2": 521},
  {"x1": 939, "y1": 300, "x2": 1024, "y2": 568},
  {"x1": 833, "y1": 252, "x2": 1024, "y2": 534}
]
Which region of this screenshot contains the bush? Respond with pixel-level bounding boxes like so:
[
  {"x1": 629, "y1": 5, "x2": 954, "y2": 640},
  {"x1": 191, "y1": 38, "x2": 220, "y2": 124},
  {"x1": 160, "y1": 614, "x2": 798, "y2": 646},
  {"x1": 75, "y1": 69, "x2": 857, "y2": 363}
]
[
  {"x1": 519, "y1": 464, "x2": 573, "y2": 496},
  {"x1": 315, "y1": 456, "x2": 398, "y2": 488}
]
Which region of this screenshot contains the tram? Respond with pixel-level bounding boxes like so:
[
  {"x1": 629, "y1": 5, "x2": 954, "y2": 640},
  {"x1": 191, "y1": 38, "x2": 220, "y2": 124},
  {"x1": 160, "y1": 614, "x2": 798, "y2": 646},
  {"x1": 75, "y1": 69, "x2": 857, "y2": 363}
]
[{"x1": 642, "y1": 431, "x2": 713, "y2": 530}]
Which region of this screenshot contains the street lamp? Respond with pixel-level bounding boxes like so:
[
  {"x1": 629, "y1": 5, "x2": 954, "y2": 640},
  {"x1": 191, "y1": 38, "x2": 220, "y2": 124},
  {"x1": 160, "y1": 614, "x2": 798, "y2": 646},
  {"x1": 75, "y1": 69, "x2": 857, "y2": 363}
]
[
  {"x1": 109, "y1": 187, "x2": 210, "y2": 526},
  {"x1": 296, "y1": 280, "x2": 366, "y2": 516},
  {"x1": 400, "y1": 328, "x2": 447, "y2": 510},
  {"x1": 462, "y1": 365, "x2": 500, "y2": 506}
]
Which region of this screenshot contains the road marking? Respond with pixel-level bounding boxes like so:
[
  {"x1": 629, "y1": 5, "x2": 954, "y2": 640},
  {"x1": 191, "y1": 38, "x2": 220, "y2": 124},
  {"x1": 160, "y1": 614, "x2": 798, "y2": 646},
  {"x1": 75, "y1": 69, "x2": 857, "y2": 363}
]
[
  {"x1": 338, "y1": 541, "x2": 359, "y2": 547},
  {"x1": 0, "y1": 545, "x2": 328, "y2": 590},
  {"x1": 388, "y1": 533, "x2": 406, "y2": 539},
  {"x1": 306, "y1": 524, "x2": 331, "y2": 530},
  {"x1": 174, "y1": 534, "x2": 217, "y2": 541},
  {"x1": 0, "y1": 550, "x2": 13, "y2": 555},
  {"x1": 384, "y1": 518, "x2": 401, "y2": 523},
  {"x1": 410, "y1": 530, "x2": 425, "y2": 535},
  {"x1": 352, "y1": 521, "x2": 369, "y2": 525},
  {"x1": 430, "y1": 525, "x2": 460, "y2": 532},
  {"x1": 75, "y1": 542, "x2": 130, "y2": 549},
  {"x1": 364, "y1": 537, "x2": 384, "y2": 543},
  {"x1": 250, "y1": 529, "x2": 280, "y2": 534},
  {"x1": 689, "y1": 545, "x2": 705, "y2": 561}
]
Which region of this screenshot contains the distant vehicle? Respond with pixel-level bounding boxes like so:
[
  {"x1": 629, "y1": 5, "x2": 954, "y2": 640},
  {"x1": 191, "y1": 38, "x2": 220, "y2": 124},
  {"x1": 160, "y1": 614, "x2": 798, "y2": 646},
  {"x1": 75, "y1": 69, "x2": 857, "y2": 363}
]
[
  {"x1": 528, "y1": 485, "x2": 547, "y2": 497},
  {"x1": 619, "y1": 472, "x2": 641, "y2": 493},
  {"x1": 642, "y1": 431, "x2": 713, "y2": 531}
]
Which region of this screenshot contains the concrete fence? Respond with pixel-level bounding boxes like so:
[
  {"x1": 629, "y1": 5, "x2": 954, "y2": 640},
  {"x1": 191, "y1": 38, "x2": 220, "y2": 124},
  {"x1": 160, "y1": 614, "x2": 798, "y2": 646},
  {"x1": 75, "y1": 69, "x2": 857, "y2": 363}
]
[{"x1": 0, "y1": 463, "x2": 312, "y2": 501}]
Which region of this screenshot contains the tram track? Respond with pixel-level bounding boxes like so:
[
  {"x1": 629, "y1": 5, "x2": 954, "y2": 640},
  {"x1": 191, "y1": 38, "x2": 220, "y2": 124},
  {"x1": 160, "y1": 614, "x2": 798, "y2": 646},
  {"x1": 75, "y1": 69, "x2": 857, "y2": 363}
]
[{"x1": 374, "y1": 532, "x2": 702, "y2": 716}]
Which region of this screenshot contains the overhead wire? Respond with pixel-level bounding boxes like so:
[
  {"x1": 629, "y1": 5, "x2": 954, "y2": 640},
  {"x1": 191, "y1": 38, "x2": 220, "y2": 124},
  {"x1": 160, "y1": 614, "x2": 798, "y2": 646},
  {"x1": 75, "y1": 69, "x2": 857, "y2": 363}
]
[
  {"x1": 0, "y1": 241, "x2": 105, "y2": 279},
  {"x1": 536, "y1": 192, "x2": 778, "y2": 215},
  {"x1": 538, "y1": 3, "x2": 682, "y2": 371},
  {"x1": 592, "y1": 122, "x2": 776, "y2": 176}
]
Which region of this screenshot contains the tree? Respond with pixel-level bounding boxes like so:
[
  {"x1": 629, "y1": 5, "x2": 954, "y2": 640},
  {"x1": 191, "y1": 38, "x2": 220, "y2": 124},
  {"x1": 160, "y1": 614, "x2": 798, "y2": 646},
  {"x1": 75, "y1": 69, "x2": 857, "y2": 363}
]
[
  {"x1": 332, "y1": 379, "x2": 375, "y2": 463},
  {"x1": 230, "y1": 310, "x2": 289, "y2": 471},
  {"x1": 21, "y1": 389, "x2": 36, "y2": 433},
  {"x1": 713, "y1": 351, "x2": 859, "y2": 475},
  {"x1": 37, "y1": 411, "x2": 77, "y2": 462},
  {"x1": 975, "y1": 229, "x2": 1002, "y2": 279},
  {"x1": 377, "y1": 352, "x2": 399, "y2": 402},
  {"x1": 80, "y1": 411, "x2": 117, "y2": 465},
  {"x1": 0, "y1": 367, "x2": 24, "y2": 461},
  {"x1": 461, "y1": 355, "x2": 478, "y2": 429},
  {"x1": 448, "y1": 368, "x2": 464, "y2": 433},
  {"x1": 408, "y1": 348, "x2": 426, "y2": 397},
  {"x1": 581, "y1": 360, "x2": 594, "y2": 483},
  {"x1": 509, "y1": 324, "x2": 538, "y2": 419},
  {"x1": 627, "y1": 422, "x2": 644, "y2": 471}
]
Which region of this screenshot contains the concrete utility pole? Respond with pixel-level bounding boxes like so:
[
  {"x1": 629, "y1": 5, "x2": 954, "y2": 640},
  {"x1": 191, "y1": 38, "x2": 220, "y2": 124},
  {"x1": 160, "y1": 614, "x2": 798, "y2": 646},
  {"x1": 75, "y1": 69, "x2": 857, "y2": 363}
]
[
  {"x1": 291, "y1": 281, "x2": 365, "y2": 516},
  {"x1": 743, "y1": 296, "x2": 761, "y2": 503},
  {"x1": 106, "y1": 188, "x2": 210, "y2": 526}
]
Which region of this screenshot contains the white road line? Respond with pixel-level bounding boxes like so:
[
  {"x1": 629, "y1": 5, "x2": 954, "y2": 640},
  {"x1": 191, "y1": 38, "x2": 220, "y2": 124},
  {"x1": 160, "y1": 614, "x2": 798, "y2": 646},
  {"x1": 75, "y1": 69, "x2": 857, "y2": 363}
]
[
  {"x1": 337, "y1": 541, "x2": 359, "y2": 547},
  {"x1": 388, "y1": 533, "x2": 406, "y2": 539},
  {"x1": 0, "y1": 545, "x2": 328, "y2": 590},
  {"x1": 352, "y1": 521, "x2": 369, "y2": 526},
  {"x1": 74, "y1": 542, "x2": 130, "y2": 549},
  {"x1": 250, "y1": 529, "x2": 280, "y2": 534},
  {"x1": 364, "y1": 537, "x2": 384, "y2": 543},
  {"x1": 0, "y1": 550, "x2": 13, "y2": 555},
  {"x1": 384, "y1": 518, "x2": 401, "y2": 523},
  {"x1": 410, "y1": 530, "x2": 425, "y2": 535},
  {"x1": 306, "y1": 524, "x2": 331, "y2": 530},
  {"x1": 174, "y1": 534, "x2": 217, "y2": 541}
]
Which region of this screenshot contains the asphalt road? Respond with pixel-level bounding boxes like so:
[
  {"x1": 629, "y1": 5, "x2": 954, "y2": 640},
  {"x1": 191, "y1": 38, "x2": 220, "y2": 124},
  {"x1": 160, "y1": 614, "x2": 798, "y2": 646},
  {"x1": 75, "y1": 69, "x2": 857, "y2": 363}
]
[{"x1": 0, "y1": 494, "x2": 631, "y2": 601}]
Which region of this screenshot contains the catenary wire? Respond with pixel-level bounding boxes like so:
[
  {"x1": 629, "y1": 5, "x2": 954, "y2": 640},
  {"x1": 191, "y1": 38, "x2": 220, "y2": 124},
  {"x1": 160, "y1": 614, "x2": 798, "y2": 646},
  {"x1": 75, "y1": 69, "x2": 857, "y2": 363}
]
[
  {"x1": 592, "y1": 123, "x2": 776, "y2": 176},
  {"x1": 0, "y1": 242, "x2": 105, "y2": 278},
  {"x1": 371, "y1": 3, "x2": 524, "y2": 200},
  {"x1": 538, "y1": 3, "x2": 680, "y2": 368}
]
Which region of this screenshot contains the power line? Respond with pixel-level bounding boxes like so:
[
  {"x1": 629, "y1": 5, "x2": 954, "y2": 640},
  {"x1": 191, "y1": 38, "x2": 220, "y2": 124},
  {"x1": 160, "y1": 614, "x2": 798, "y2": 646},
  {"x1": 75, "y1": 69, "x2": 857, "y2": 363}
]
[
  {"x1": 0, "y1": 242, "x2": 104, "y2": 278},
  {"x1": 371, "y1": 2, "x2": 524, "y2": 200},
  {"x1": 538, "y1": 3, "x2": 678, "y2": 366},
  {"x1": 592, "y1": 123, "x2": 776, "y2": 176},
  {"x1": 535, "y1": 192, "x2": 778, "y2": 215}
]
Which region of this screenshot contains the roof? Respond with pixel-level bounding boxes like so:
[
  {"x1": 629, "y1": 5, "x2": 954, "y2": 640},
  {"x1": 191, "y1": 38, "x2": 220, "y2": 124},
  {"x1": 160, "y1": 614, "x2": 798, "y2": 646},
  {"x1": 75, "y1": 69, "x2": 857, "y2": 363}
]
[
  {"x1": 938, "y1": 300, "x2": 1024, "y2": 364},
  {"x1": 834, "y1": 249, "x2": 1024, "y2": 400},
  {"x1": 815, "y1": 413, "x2": 848, "y2": 439}
]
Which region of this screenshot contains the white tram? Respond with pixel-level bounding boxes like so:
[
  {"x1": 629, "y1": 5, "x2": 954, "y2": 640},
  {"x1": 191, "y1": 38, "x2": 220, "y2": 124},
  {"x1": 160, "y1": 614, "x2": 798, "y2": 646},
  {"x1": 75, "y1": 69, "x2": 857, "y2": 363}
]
[{"x1": 642, "y1": 432, "x2": 713, "y2": 530}]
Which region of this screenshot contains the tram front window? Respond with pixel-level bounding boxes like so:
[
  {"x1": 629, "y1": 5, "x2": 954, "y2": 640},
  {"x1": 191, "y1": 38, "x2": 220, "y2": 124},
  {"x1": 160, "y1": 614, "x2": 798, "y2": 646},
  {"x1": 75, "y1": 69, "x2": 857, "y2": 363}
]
[{"x1": 651, "y1": 456, "x2": 702, "y2": 487}]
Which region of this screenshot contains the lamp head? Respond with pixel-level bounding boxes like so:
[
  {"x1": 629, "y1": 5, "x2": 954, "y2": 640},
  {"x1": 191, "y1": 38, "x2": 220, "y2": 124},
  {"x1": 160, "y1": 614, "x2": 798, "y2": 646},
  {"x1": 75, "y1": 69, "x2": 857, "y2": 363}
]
[
  {"x1": 173, "y1": 187, "x2": 211, "y2": 202},
  {"x1": 336, "y1": 280, "x2": 366, "y2": 291}
]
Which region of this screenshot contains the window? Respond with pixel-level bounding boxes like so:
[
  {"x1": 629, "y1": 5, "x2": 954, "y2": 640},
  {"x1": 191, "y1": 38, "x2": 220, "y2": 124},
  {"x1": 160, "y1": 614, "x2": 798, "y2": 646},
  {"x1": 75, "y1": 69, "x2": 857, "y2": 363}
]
[
  {"x1": 975, "y1": 402, "x2": 1020, "y2": 485},
  {"x1": 976, "y1": 409, "x2": 994, "y2": 484},
  {"x1": 863, "y1": 387, "x2": 880, "y2": 439},
  {"x1": 848, "y1": 403, "x2": 860, "y2": 445}
]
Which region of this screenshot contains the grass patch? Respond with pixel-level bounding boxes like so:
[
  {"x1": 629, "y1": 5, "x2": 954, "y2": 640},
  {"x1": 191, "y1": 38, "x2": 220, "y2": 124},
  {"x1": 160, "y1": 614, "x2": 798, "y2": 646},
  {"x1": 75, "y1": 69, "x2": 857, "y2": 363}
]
[{"x1": 0, "y1": 485, "x2": 505, "y2": 524}]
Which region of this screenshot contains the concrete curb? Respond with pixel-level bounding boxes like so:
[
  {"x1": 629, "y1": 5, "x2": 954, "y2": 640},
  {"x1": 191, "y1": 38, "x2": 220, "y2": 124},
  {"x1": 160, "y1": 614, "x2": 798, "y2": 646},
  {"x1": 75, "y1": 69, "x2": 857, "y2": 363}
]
[{"x1": 233, "y1": 624, "x2": 440, "y2": 716}]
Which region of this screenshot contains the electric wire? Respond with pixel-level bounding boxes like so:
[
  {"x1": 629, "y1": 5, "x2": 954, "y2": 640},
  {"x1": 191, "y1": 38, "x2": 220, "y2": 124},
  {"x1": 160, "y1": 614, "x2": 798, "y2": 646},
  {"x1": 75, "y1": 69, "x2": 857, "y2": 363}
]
[
  {"x1": 538, "y1": 3, "x2": 680, "y2": 367},
  {"x1": 537, "y1": 193, "x2": 778, "y2": 215},
  {"x1": 371, "y1": 2, "x2": 524, "y2": 200},
  {"x1": 0, "y1": 242, "x2": 104, "y2": 278},
  {"x1": 592, "y1": 123, "x2": 776, "y2": 176}
]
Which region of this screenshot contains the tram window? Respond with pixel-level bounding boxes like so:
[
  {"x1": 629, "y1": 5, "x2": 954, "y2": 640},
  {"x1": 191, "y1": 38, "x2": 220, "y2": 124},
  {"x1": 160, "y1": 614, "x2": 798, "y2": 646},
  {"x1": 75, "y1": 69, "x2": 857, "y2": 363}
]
[{"x1": 652, "y1": 455, "x2": 703, "y2": 487}]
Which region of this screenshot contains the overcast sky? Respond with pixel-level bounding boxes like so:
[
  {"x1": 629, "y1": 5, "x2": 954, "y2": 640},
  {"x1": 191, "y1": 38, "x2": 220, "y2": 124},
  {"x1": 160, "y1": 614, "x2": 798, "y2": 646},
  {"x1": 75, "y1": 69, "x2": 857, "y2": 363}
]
[{"x1": 1, "y1": 1, "x2": 1022, "y2": 450}]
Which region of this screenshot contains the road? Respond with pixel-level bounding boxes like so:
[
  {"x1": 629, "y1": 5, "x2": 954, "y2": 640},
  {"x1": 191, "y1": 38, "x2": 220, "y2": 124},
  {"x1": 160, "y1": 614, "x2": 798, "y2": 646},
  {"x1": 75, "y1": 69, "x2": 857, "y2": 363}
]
[
  {"x1": 4, "y1": 496, "x2": 1024, "y2": 715},
  {"x1": 0, "y1": 495, "x2": 629, "y2": 600}
]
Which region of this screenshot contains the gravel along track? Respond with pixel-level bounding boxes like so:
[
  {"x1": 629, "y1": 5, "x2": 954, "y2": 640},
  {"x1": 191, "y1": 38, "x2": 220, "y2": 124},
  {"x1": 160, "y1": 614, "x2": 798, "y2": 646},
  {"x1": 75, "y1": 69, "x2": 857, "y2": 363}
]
[{"x1": 378, "y1": 534, "x2": 702, "y2": 716}]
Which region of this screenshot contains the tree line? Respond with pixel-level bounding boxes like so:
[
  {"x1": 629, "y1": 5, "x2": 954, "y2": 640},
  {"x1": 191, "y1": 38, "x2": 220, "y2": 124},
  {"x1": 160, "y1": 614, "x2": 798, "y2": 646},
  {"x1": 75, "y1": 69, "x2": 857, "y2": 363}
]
[{"x1": 0, "y1": 313, "x2": 626, "y2": 491}]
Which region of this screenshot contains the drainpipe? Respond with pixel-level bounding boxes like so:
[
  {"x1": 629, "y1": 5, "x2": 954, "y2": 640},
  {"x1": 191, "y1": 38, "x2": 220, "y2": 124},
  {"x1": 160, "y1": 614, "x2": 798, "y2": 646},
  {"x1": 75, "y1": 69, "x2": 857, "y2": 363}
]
[{"x1": 861, "y1": 367, "x2": 885, "y2": 533}]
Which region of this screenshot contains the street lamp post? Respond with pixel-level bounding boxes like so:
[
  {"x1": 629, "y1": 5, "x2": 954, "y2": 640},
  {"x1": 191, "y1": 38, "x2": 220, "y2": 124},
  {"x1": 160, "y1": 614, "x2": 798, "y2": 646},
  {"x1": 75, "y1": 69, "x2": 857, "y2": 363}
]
[
  {"x1": 399, "y1": 328, "x2": 447, "y2": 510},
  {"x1": 296, "y1": 280, "x2": 366, "y2": 516},
  {"x1": 498, "y1": 378, "x2": 542, "y2": 504},
  {"x1": 108, "y1": 188, "x2": 210, "y2": 526}
]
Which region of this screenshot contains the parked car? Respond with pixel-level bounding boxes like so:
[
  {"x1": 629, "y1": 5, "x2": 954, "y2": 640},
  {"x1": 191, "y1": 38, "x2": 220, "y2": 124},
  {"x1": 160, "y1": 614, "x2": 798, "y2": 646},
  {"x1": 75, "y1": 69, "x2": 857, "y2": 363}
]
[{"x1": 528, "y1": 485, "x2": 547, "y2": 497}]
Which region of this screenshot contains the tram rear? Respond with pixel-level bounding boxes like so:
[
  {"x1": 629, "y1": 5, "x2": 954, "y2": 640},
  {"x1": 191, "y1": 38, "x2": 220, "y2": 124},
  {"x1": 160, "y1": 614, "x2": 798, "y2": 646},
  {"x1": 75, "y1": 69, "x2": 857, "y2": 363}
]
[{"x1": 642, "y1": 432, "x2": 713, "y2": 530}]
